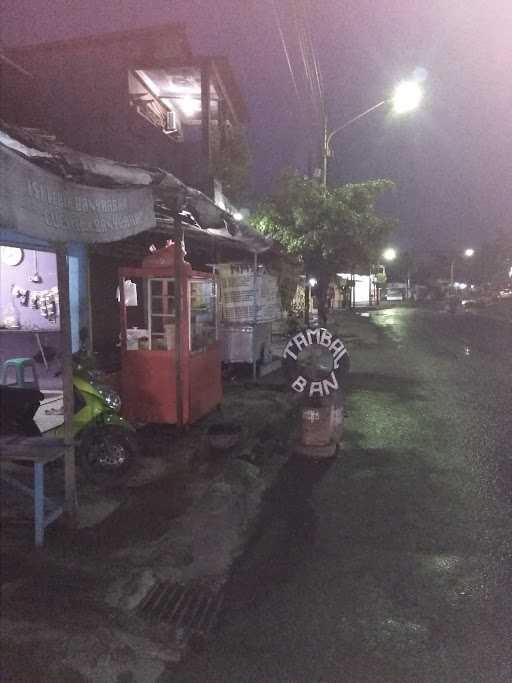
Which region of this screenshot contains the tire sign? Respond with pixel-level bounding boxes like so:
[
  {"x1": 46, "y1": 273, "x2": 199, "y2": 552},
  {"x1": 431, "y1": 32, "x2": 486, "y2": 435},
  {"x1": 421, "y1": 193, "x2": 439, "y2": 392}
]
[{"x1": 283, "y1": 327, "x2": 349, "y2": 398}]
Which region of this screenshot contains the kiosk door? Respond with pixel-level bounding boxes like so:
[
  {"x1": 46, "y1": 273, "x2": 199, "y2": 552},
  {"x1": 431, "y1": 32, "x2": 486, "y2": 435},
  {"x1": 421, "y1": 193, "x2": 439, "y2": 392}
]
[
  {"x1": 188, "y1": 278, "x2": 222, "y2": 422},
  {"x1": 121, "y1": 275, "x2": 185, "y2": 424}
]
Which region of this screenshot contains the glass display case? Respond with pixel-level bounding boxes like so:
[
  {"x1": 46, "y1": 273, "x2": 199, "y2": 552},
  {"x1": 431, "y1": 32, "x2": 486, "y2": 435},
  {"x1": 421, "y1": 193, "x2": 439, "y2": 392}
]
[
  {"x1": 148, "y1": 278, "x2": 176, "y2": 350},
  {"x1": 190, "y1": 279, "x2": 217, "y2": 353}
]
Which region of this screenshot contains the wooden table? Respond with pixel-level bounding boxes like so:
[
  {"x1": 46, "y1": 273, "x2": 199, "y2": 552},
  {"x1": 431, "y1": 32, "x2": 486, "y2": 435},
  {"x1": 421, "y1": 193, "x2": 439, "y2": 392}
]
[{"x1": 1, "y1": 435, "x2": 65, "y2": 547}]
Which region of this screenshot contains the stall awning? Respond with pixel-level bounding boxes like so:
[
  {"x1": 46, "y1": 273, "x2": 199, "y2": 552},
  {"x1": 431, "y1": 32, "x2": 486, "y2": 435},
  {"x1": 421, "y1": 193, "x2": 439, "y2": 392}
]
[
  {"x1": 0, "y1": 142, "x2": 156, "y2": 243},
  {"x1": 0, "y1": 121, "x2": 271, "y2": 253}
]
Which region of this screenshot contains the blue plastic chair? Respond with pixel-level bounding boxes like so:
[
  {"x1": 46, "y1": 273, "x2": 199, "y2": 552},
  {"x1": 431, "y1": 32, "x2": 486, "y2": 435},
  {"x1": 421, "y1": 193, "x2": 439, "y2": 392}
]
[{"x1": 1, "y1": 357, "x2": 39, "y2": 390}]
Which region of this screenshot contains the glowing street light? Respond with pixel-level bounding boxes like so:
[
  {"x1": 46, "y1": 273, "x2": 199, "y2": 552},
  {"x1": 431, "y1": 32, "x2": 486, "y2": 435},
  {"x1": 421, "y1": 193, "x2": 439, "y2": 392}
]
[
  {"x1": 391, "y1": 81, "x2": 423, "y2": 115},
  {"x1": 382, "y1": 247, "x2": 397, "y2": 262},
  {"x1": 450, "y1": 248, "x2": 475, "y2": 291}
]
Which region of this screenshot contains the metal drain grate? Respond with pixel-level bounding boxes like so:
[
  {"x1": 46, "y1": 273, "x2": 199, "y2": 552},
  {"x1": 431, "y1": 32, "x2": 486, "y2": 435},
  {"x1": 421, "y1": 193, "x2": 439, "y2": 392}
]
[{"x1": 137, "y1": 581, "x2": 225, "y2": 642}]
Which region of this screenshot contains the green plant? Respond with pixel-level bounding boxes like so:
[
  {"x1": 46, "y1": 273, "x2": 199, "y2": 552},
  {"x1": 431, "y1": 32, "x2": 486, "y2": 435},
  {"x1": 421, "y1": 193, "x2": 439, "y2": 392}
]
[{"x1": 251, "y1": 170, "x2": 397, "y2": 323}]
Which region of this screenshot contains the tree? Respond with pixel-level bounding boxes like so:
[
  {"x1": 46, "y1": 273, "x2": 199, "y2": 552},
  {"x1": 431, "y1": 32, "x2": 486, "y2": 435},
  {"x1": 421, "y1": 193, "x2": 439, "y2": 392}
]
[
  {"x1": 472, "y1": 235, "x2": 512, "y2": 286},
  {"x1": 211, "y1": 127, "x2": 251, "y2": 204},
  {"x1": 250, "y1": 170, "x2": 396, "y2": 323}
]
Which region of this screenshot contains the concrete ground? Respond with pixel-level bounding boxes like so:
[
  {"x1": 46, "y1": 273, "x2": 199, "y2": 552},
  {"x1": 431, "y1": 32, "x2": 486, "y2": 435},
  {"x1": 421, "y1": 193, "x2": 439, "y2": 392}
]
[
  {"x1": 2, "y1": 305, "x2": 510, "y2": 682},
  {"x1": 162, "y1": 306, "x2": 512, "y2": 683},
  {"x1": 1, "y1": 375, "x2": 299, "y2": 682}
]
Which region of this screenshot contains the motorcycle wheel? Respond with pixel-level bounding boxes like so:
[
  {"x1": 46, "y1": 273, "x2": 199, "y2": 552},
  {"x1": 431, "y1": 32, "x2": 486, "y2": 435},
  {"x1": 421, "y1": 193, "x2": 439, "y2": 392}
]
[{"x1": 78, "y1": 425, "x2": 138, "y2": 488}]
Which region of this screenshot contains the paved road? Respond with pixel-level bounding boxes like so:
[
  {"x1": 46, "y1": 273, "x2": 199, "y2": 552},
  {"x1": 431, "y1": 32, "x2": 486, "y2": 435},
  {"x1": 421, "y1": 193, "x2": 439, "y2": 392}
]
[{"x1": 167, "y1": 308, "x2": 512, "y2": 683}]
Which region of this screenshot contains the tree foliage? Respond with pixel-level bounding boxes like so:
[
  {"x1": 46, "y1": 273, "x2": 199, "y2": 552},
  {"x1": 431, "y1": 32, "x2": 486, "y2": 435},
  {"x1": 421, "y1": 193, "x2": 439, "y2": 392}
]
[
  {"x1": 471, "y1": 235, "x2": 512, "y2": 285},
  {"x1": 250, "y1": 170, "x2": 397, "y2": 321},
  {"x1": 211, "y1": 127, "x2": 251, "y2": 204}
]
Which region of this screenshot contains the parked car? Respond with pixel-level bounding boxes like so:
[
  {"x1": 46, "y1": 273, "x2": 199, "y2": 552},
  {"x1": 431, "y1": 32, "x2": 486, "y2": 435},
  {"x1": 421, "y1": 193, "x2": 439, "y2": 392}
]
[
  {"x1": 383, "y1": 288, "x2": 404, "y2": 302},
  {"x1": 461, "y1": 298, "x2": 484, "y2": 308}
]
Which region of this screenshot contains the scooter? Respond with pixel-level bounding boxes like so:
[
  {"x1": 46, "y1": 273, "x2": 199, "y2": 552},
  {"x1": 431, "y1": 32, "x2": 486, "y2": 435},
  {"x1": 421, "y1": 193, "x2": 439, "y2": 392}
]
[
  {"x1": 3, "y1": 351, "x2": 139, "y2": 487},
  {"x1": 55, "y1": 365, "x2": 139, "y2": 487}
]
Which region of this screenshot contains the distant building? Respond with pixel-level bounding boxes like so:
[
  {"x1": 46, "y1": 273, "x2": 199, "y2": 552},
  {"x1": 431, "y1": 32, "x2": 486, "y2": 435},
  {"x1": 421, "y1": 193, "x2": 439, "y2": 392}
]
[{"x1": 1, "y1": 24, "x2": 247, "y2": 199}]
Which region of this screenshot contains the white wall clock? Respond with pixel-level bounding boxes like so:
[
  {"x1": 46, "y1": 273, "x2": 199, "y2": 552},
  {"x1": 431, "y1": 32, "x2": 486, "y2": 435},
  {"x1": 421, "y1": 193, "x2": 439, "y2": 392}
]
[{"x1": 1, "y1": 246, "x2": 24, "y2": 266}]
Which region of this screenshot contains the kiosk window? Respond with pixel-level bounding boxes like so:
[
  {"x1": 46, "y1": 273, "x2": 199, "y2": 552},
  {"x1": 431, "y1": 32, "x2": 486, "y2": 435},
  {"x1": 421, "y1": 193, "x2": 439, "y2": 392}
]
[
  {"x1": 148, "y1": 278, "x2": 176, "y2": 350},
  {"x1": 190, "y1": 279, "x2": 216, "y2": 352}
]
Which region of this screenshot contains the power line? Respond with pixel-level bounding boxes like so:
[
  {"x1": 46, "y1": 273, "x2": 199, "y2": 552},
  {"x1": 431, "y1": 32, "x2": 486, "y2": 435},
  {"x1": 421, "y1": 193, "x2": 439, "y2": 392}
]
[
  {"x1": 269, "y1": 0, "x2": 325, "y2": 174},
  {"x1": 293, "y1": 0, "x2": 324, "y2": 125},
  {"x1": 301, "y1": 0, "x2": 324, "y2": 115},
  {"x1": 304, "y1": 0, "x2": 324, "y2": 106},
  {"x1": 297, "y1": 20, "x2": 316, "y2": 103},
  {"x1": 270, "y1": 0, "x2": 301, "y2": 103}
]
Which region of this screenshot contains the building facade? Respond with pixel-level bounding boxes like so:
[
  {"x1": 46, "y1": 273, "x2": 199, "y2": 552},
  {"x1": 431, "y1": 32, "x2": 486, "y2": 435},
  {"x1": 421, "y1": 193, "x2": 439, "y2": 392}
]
[{"x1": 1, "y1": 24, "x2": 247, "y2": 199}]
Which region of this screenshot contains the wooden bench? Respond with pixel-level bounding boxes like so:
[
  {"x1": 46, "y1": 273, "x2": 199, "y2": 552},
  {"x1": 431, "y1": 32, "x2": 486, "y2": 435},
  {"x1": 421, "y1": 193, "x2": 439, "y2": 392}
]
[{"x1": 1, "y1": 435, "x2": 65, "y2": 547}]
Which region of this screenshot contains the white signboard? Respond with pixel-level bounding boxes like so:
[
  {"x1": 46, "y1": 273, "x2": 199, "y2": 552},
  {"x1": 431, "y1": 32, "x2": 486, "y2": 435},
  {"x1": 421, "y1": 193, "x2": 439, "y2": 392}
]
[
  {"x1": 0, "y1": 144, "x2": 156, "y2": 243},
  {"x1": 217, "y1": 262, "x2": 281, "y2": 323}
]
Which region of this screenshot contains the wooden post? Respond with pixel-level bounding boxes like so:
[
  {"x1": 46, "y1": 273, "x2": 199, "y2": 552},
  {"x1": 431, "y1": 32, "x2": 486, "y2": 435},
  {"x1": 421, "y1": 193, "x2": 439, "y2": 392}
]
[
  {"x1": 201, "y1": 60, "x2": 212, "y2": 197},
  {"x1": 174, "y1": 225, "x2": 184, "y2": 427},
  {"x1": 86, "y1": 245, "x2": 94, "y2": 354},
  {"x1": 55, "y1": 243, "x2": 77, "y2": 519},
  {"x1": 252, "y1": 251, "x2": 258, "y2": 380}
]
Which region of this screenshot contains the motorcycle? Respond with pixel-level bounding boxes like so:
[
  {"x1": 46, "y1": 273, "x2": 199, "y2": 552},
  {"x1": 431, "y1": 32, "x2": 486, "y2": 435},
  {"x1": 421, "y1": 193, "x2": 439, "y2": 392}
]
[
  {"x1": 2, "y1": 352, "x2": 139, "y2": 488},
  {"x1": 55, "y1": 364, "x2": 139, "y2": 487},
  {"x1": 45, "y1": 343, "x2": 138, "y2": 486}
]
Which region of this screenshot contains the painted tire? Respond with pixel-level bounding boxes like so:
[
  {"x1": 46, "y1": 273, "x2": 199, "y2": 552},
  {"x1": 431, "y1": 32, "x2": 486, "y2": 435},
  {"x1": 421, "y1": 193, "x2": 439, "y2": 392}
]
[{"x1": 283, "y1": 327, "x2": 350, "y2": 399}]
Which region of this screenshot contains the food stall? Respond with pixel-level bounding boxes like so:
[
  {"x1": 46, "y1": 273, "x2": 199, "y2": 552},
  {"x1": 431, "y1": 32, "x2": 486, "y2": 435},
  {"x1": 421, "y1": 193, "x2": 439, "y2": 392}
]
[
  {"x1": 216, "y1": 262, "x2": 281, "y2": 370},
  {"x1": 119, "y1": 242, "x2": 221, "y2": 426}
]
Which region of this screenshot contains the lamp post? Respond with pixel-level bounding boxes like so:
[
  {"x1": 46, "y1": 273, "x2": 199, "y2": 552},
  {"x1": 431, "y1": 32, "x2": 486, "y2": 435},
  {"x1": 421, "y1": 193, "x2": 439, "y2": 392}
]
[
  {"x1": 450, "y1": 248, "x2": 474, "y2": 292},
  {"x1": 370, "y1": 247, "x2": 397, "y2": 306},
  {"x1": 380, "y1": 247, "x2": 397, "y2": 305},
  {"x1": 322, "y1": 80, "x2": 423, "y2": 187}
]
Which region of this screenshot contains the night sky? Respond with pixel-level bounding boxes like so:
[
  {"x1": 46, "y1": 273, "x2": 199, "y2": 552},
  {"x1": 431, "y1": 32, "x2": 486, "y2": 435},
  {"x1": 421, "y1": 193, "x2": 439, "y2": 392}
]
[{"x1": 2, "y1": 0, "x2": 511, "y2": 253}]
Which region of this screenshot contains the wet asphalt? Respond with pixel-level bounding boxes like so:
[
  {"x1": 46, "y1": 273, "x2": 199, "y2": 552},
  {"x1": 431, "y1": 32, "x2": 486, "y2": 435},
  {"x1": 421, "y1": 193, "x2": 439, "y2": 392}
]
[{"x1": 166, "y1": 308, "x2": 512, "y2": 683}]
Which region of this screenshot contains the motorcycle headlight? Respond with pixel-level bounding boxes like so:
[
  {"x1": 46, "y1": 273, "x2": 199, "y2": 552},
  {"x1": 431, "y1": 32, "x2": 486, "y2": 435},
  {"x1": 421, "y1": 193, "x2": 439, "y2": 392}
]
[{"x1": 94, "y1": 384, "x2": 122, "y2": 412}]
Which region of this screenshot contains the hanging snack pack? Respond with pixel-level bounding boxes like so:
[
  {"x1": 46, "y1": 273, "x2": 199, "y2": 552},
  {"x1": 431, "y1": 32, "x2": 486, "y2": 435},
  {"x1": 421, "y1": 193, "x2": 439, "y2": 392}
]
[
  {"x1": 40, "y1": 287, "x2": 59, "y2": 323},
  {"x1": 10, "y1": 284, "x2": 60, "y2": 324}
]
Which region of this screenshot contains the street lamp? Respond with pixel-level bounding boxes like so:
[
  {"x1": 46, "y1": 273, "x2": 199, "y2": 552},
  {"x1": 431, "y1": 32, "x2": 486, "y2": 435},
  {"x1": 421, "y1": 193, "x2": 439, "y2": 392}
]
[
  {"x1": 322, "y1": 80, "x2": 423, "y2": 187},
  {"x1": 450, "y1": 248, "x2": 475, "y2": 291},
  {"x1": 369, "y1": 248, "x2": 397, "y2": 306},
  {"x1": 391, "y1": 81, "x2": 423, "y2": 114},
  {"x1": 382, "y1": 247, "x2": 397, "y2": 262}
]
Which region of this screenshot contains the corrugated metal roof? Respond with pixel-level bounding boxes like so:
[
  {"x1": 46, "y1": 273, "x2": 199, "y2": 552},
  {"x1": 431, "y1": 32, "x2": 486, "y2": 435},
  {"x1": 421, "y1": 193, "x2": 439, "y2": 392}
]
[{"x1": 0, "y1": 120, "x2": 271, "y2": 252}]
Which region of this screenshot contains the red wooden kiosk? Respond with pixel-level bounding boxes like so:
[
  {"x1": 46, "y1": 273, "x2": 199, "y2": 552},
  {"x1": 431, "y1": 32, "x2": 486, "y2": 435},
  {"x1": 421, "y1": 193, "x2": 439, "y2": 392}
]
[{"x1": 118, "y1": 242, "x2": 222, "y2": 425}]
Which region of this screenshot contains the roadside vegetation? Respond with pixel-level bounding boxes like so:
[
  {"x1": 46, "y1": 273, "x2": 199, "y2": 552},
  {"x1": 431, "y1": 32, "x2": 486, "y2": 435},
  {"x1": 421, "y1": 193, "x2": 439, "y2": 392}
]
[{"x1": 251, "y1": 169, "x2": 396, "y2": 323}]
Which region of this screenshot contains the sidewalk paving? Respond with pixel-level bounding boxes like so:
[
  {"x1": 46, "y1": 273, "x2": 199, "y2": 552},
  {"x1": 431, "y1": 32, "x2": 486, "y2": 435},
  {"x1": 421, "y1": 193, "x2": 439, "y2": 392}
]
[
  {"x1": 1, "y1": 373, "x2": 301, "y2": 681},
  {"x1": 0, "y1": 311, "x2": 377, "y2": 682}
]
